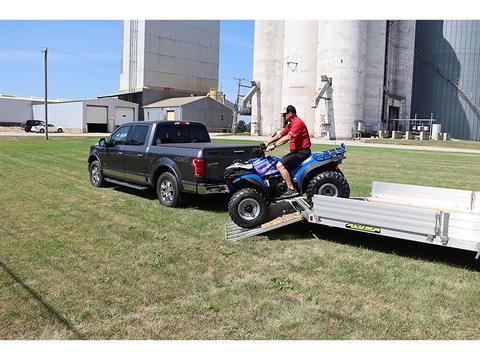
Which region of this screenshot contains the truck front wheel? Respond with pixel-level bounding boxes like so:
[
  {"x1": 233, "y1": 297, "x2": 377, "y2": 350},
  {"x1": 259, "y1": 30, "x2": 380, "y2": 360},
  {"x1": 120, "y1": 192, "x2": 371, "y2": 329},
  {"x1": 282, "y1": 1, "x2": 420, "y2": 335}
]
[
  {"x1": 228, "y1": 188, "x2": 269, "y2": 228},
  {"x1": 156, "y1": 172, "x2": 182, "y2": 207},
  {"x1": 89, "y1": 160, "x2": 106, "y2": 187}
]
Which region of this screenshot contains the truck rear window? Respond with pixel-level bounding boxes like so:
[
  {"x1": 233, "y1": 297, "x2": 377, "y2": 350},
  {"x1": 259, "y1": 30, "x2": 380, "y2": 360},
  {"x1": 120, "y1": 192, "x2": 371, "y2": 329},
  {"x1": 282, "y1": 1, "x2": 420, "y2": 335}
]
[{"x1": 154, "y1": 124, "x2": 211, "y2": 144}]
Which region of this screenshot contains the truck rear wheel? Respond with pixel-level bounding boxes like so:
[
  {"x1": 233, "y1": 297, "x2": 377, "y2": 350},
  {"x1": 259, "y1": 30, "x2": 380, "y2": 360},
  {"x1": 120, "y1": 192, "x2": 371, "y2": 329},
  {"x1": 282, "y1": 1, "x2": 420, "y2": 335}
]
[
  {"x1": 228, "y1": 188, "x2": 269, "y2": 228},
  {"x1": 157, "y1": 172, "x2": 182, "y2": 207},
  {"x1": 306, "y1": 171, "x2": 350, "y2": 204}
]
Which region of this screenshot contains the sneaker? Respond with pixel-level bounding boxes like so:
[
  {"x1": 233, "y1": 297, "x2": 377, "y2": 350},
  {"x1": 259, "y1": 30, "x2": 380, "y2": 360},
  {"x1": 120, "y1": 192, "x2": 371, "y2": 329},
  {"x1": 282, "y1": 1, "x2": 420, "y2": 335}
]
[{"x1": 280, "y1": 188, "x2": 299, "y2": 198}]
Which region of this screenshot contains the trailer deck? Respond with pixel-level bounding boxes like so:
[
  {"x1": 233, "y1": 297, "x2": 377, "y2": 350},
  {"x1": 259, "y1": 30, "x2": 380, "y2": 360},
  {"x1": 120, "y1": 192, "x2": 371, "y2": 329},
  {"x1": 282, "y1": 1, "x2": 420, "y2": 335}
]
[{"x1": 224, "y1": 181, "x2": 480, "y2": 258}]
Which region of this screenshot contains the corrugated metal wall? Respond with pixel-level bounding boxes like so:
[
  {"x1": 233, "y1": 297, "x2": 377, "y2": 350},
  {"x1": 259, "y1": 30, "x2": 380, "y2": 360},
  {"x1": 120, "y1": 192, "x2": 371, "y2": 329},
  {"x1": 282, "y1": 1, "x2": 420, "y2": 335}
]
[
  {"x1": 412, "y1": 20, "x2": 480, "y2": 141},
  {"x1": 144, "y1": 98, "x2": 233, "y2": 132},
  {"x1": 33, "y1": 102, "x2": 83, "y2": 129},
  {"x1": 181, "y1": 98, "x2": 232, "y2": 131},
  {"x1": 0, "y1": 99, "x2": 34, "y2": 123}
]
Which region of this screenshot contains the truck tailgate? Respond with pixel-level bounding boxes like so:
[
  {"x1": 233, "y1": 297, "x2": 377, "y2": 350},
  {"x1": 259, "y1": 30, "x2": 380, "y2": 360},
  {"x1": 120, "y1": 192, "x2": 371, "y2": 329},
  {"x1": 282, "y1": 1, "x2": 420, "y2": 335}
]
[{"x1": 202, "y1": 144, "x2": 258, "y2": 182}]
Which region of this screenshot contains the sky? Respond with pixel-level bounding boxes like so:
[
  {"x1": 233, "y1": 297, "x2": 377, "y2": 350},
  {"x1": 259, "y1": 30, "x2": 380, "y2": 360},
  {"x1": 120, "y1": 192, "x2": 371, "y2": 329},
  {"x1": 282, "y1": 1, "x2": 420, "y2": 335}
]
[{"x1": 0, "y1": 20, "x2": 254, "y2": 104}]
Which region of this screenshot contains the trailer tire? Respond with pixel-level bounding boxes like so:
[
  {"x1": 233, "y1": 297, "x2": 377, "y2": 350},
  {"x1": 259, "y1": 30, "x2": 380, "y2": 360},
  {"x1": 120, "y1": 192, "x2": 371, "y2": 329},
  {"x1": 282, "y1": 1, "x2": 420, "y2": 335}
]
[
  {"x1": 306, "y1": 171, "x2": 350, "y2": 205},
  {"x1": 228, "y1": 188, "x2": 269, "y2": 228}
]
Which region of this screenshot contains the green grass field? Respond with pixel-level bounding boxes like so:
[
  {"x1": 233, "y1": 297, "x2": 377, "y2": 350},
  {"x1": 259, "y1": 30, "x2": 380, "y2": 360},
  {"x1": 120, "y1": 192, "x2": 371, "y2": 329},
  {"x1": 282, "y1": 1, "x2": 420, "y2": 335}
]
[
  {"x1": 1, "y1": 136, "x2": 479, "y2": 340},
  {"x1": 364, "y1": 138, "x2": 480, "y2": 150}
]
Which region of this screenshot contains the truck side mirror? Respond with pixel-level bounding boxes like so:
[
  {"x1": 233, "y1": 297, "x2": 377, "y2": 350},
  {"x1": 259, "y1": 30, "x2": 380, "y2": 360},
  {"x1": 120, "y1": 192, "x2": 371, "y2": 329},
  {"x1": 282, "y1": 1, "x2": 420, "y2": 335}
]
[{"x1": 99, "y1": 138, "x2": 109, "y2": 147}]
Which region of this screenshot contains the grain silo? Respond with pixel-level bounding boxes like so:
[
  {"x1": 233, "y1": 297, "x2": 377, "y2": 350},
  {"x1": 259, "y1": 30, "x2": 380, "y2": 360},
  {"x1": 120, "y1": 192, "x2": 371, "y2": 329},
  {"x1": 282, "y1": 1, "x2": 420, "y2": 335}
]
[
  {"x1": 411, "y1": 20, "x2": 480, "y2": 141},
  {"x1": 251, "y1": 21, "x2": 285, "y2": 136},
  {"x1": 281, "y1": 20, "x2": 318, "y2": 135},
  {"x1": 315, "y1": 20, "x2": 368, "y2": 139},
  {"x1": 251, "y1": 20, "x2": 417, "y2": 140}
]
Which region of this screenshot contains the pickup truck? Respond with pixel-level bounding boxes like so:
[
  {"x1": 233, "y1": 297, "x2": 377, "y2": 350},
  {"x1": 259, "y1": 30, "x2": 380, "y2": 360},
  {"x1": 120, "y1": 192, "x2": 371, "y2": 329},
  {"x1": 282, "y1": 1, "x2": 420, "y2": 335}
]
[{"x1": 87, "y1": 121, "x2": 260, "y2": 207}]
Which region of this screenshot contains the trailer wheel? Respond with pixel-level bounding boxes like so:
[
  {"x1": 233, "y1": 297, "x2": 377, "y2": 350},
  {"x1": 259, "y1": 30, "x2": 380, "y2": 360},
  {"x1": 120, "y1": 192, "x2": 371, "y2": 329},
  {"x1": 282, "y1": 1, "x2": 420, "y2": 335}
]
[
  {"x1": 228, "y1": 188, "x2": 269, "y2": 228},
  {"x1": 306, "y1": 171, "x2": 350, "y2": 205}
]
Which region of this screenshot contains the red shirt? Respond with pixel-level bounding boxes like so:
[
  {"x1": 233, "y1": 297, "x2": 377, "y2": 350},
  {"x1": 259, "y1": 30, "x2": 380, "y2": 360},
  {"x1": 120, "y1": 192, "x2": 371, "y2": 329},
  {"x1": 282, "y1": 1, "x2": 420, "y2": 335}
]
[{"x1": 280, "y1": 115, "x2": 311, "y2": 151}]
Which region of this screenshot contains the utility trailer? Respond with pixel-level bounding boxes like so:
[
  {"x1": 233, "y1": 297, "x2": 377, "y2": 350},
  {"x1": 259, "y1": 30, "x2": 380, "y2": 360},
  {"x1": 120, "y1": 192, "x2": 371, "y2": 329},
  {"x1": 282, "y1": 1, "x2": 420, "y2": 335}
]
[{"x1": 224, "y1": 181, "x2": 480, "y2": 259}]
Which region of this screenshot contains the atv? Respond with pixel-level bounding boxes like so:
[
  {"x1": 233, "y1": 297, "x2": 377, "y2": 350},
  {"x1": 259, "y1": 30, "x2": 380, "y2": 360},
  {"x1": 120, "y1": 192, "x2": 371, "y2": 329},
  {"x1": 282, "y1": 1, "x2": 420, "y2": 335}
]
[{"x1": 225, "y1": 144, "x2": 350, "y2": 228}]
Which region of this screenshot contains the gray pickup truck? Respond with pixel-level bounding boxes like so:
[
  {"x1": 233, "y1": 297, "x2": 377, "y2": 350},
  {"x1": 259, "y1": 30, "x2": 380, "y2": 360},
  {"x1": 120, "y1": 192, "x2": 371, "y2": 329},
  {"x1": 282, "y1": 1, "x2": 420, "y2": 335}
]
[{"x1": 87, "y1": 120, "x2": 260, "y2": 207}]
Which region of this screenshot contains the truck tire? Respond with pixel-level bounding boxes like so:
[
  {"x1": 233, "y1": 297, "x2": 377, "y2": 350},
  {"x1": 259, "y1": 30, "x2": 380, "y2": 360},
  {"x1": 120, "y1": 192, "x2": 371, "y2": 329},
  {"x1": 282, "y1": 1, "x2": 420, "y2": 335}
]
[
  {"x1": 157, "y1": 172, "x2": 182, "y2": 207},
  {"x1": 228, "y1": 188, "x2": 269, "y2": 228},
  {"x1": 306, "y1": 171, "x2": 350, "y2": 204},
  {"x1": 89, "y1": 160, "x2": 106, "y2": 187}
]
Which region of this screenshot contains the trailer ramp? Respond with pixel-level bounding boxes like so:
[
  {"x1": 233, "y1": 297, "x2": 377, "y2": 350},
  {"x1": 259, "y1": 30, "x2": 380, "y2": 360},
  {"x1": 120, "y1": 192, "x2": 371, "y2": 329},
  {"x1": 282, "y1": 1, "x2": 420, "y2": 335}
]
[{"x1": 224, "y1": 205, "x2": 304, "y2": 242}]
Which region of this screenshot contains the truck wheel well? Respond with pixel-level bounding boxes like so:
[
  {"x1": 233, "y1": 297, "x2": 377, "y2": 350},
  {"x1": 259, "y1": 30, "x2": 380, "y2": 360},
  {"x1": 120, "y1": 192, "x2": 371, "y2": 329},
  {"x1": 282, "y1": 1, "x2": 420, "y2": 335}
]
[
  {"x1": 152, "y1": 166, "x2": 175, "y2": 189},
  {"x1": 88, "y1": 155, "x2": 98, "y2": 165}
]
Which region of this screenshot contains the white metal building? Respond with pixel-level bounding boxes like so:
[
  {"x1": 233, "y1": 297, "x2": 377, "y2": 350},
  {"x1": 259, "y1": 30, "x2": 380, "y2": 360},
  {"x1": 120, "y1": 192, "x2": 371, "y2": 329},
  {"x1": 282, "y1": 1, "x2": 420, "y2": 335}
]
[
  {"x1": 251, "y1": 20, "x2": 416, "y2": 139},
  {"x1": 33, "y1": 98, "x2": 138, "y2": 133},
  {"x1": 0, "y1": 95, "x2": 64, "y2": 124},
  {"x1": 116, "y1": 20, "x2": 220, "y2": 120},
  {"x1": 144, "y1": 96, "x2": 233, "y2": 132}
]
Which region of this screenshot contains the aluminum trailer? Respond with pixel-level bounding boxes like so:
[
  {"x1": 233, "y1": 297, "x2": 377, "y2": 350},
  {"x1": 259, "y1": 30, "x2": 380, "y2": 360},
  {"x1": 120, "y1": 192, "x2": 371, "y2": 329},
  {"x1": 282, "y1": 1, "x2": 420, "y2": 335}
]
[{"x1": 224, "y1": 181, "x2": 480, "y2": 258}]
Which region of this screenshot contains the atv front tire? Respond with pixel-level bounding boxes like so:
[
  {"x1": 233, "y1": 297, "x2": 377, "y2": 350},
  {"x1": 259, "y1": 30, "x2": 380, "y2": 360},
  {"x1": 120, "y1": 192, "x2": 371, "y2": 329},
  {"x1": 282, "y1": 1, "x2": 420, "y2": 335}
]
[
  {"x1": 306, "y1": 171, "x2": 350, "y2": 204},
  {"x1": 228, "y1": 188, "x2": 269, "y2": 228}
]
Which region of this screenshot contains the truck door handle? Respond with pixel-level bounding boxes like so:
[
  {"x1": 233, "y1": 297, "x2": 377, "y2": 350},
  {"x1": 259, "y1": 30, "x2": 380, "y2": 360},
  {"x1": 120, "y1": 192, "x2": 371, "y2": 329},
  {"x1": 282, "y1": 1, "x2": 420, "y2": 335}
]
[
  {"x1": 136, "y1": 153, "x2": 144, "y2": 158},
  {"x1": 232, "y1": 150, "x2": 245, "y2": 154}
]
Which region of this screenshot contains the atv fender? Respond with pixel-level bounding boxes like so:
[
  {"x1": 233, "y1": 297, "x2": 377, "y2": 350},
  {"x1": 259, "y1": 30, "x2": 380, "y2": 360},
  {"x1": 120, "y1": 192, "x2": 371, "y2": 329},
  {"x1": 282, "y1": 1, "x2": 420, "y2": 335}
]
[
  {"x1": 296, "y1": 159, "x2": 338, "y2": 193},
  {"x1": 231, "y1": 174, "x2": 270, "y2": 198}
]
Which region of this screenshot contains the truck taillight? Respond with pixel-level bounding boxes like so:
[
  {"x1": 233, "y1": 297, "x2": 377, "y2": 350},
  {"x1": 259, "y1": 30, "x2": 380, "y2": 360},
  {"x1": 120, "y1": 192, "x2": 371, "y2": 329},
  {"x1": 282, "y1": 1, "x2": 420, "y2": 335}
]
[{"x1": 192, "y1": 158, "x2": 205, "y2": 177}]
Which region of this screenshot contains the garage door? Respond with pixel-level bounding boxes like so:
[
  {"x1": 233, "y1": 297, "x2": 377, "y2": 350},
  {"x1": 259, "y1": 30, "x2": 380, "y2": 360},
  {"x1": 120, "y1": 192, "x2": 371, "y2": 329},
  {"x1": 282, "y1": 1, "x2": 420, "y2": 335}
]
[
  {"x1": 115, "y1": 107, "x2": 134, "y2": 126},
  {"x1": 86, "y1": 106, "x2": 107, "y2": 124}
]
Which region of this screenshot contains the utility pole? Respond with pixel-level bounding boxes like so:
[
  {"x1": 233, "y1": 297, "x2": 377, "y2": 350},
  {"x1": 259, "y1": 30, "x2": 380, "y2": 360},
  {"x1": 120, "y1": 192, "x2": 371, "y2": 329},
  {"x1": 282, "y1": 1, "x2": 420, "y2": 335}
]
[{"x1": 41, "y1": 47, "x2": 48, "y2": 140}]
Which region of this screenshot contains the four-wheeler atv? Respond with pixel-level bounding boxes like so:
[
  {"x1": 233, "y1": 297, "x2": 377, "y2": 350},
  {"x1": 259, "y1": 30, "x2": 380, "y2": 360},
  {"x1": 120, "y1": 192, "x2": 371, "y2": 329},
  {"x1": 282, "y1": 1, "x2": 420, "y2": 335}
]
[{"x1": 225, "y1": 144, "x2": 350, "y2": 228}]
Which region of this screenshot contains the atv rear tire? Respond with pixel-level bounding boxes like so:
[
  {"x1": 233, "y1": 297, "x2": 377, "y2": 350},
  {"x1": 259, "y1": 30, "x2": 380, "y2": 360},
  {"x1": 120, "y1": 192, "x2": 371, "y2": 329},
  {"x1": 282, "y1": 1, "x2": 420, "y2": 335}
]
[
  {"x1": 228, "y1": 188, "x2": 269, "y2": 228},
  {"x1": 306, "y1": 171, "x2": 350, "y2": 204}
]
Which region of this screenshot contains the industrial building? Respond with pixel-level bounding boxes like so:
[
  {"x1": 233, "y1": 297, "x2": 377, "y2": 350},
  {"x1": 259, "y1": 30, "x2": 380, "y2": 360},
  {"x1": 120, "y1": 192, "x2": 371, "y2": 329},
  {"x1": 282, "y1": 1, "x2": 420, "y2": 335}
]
[
  {"x1": 411, "y1": 20, "x2": 480, "y2": 141},
  {"x1": 251, "y1": 20, "x2": 480, "y2": 141},
  {"x1": 144, "y1": 95, "x2": 233, "y2": 132},
  {"x1": 107, "y1": 20, "x2": 220, "y2": 120},
  {"x1": 32, "y1": 98, "x2": 138, "y2": 133},
  {"x1": 0, "y1": 95, "x2": 64, "y2": 125}
]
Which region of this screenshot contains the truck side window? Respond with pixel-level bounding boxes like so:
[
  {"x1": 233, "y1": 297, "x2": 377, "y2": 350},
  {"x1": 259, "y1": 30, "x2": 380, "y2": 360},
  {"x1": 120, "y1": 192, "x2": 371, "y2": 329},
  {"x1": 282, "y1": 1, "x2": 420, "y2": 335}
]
[
  {"x1": 127, "y1": 125, "x2": 149, "y2": 146},
  {"x1": 110, "y1": 126, "x2": 131, "y2": 147}
]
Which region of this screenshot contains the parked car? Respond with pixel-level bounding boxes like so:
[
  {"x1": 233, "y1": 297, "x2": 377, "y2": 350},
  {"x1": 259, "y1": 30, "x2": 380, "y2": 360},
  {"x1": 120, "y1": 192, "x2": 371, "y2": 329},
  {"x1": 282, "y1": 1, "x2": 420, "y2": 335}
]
[
  {"x1": 88, "y1": 121, "x2": 262, "y2": 207},
  {"x1": 30, "y1": 123, "x2": 63, "y2": 133},
  {"x1": 22, "y1": 120, "x2": 44, "y2": 132}
]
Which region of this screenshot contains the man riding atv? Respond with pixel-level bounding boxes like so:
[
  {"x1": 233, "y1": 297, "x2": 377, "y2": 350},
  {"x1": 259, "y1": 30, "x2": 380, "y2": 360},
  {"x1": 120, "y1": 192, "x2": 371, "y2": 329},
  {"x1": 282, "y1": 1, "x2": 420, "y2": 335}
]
[{"x1": 264, "y1": 105, "x2": 311, "y2": 198}]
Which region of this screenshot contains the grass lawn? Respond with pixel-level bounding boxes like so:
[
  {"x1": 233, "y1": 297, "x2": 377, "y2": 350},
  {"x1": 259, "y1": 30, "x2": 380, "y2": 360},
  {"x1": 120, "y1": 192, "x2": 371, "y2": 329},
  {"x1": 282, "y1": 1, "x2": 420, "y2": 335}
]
[
  {"x1": 0, "y1": 136, "x2": 479, "y2": 340},
  {"x1": 364, "y1": 138, "x2": 480, "y2": 150}
]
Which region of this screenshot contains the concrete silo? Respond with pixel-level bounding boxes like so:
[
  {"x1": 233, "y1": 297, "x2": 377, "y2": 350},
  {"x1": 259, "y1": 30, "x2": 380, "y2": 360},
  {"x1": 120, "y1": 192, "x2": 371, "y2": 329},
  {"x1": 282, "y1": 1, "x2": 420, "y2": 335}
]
[
  {"x1": 281, "y1": 20, "x2": 318, "y2": 135},
  {"x1": 251, "y1": 21, "x2": 285, "y2": 136},
  {"x1": 382, "y1": 20, "x2": 416, "y2": 125},
  {"x1": 315, "y1": 20, "x2": 368, "y2": 139},
  {"x1": 252, "y1": 20, "x2": 417, "y2": 140},
  {"x1": 362, "y1": 21, "x2": 387, "y2": 134},
  {"x1": 412, "y1": 20, "x2": 480, "y2": 141}
]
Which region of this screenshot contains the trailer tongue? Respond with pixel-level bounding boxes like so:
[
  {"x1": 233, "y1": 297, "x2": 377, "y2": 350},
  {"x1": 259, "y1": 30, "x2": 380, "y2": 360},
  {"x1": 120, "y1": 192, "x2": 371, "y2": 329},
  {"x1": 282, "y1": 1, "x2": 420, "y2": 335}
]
[{"x1": 224, "y1": 181, "x2": 480, "y2": 259}]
